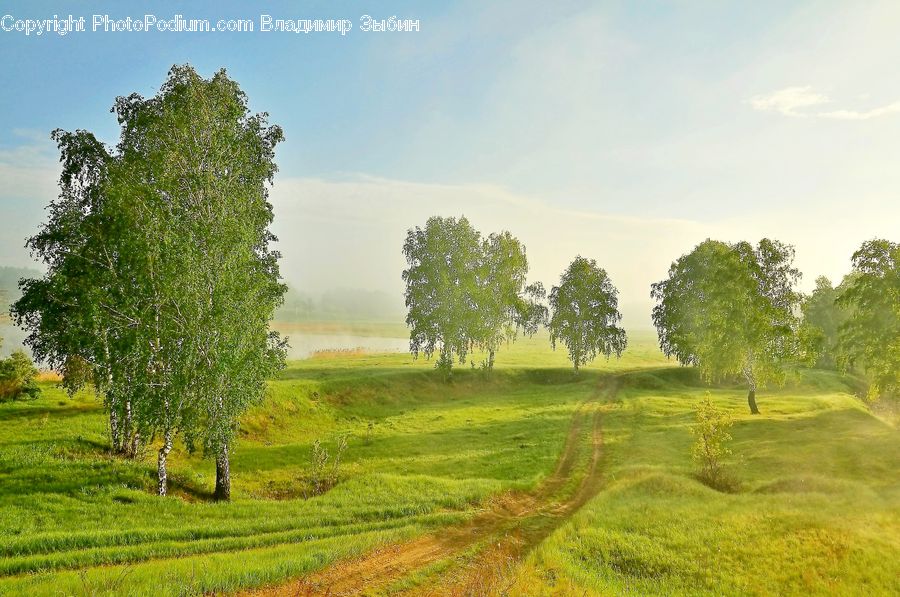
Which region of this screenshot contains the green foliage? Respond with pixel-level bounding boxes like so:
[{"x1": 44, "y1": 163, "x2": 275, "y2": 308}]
[
  {"x1": 0, "y1": 349, "x2": 41, "y2": 400},
  {"x1": 12, "y1": 65, "x2": 286, "y2": 495},
  {"x1": 475, "y1": 231, "x2": 529, "y2": 368},
  {"x1": 548, "y1": 256, "x2": 626, "y2": 372},
  {"x1": 402, "y1": 217, "x2": 544, "y2": 376},
  {"x1": 690, "y1": 394, "x2": 733, "y2": 489},
  {"x1": 402, "y1": 216, "x2": 482, "y2": 376},
  {"x1": 801, "y1": 276, "x2": 850, "y2": 369},
  {"x1": 651, "y1": 238, "x2": 805, "y2": 412},
  {"x1": 837, "y1": 239, "x2": 900, "y2": 399},
  {"x1": 0, "y1": 267, "x2": 41, "y2": 314}
]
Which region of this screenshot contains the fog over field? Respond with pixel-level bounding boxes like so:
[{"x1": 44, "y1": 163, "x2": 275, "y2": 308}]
[
  {"x1": 4, "y1": 153, "x2": 898, "y2": 330},
  {"x1": 267, "y1": 175, "x2": 899, "y2": 328}
]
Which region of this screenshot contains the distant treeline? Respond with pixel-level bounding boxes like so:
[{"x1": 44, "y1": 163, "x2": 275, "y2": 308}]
[{"x1": 276, "y1": 286, "x2": 405, "y2": 322}]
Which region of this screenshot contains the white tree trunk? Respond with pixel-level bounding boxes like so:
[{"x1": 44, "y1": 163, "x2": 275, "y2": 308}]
[{"x1": 157, "y1": 429, "x2": 173, "y2": 496}]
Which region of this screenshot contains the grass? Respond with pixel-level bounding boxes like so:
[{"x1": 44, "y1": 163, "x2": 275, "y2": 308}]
[
  {"x1": 507, "y1": 368, "x2": 900, "y2": 595},
  {"x1": 0, "y1": 328, "x2": 897, "y2": 595}
]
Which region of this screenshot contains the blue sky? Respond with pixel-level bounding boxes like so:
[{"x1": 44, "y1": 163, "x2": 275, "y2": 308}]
[{"x1": 2, "y1": 1, "x2": 900, "y2": 325}]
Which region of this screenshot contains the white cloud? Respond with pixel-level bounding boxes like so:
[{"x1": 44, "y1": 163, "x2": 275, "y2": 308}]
[
  {"x1": 749, "y1": 86, "x2": 900, "y2": 120},
  {"x1": 818, "y1": 100, "x2": 900, "y2": 120},
  {"x1": 748, "y1": 86, "x2": 830, "y2": 116}
]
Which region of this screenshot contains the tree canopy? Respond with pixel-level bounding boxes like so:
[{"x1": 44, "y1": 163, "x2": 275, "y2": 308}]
[
  {"x1": 801, "y1": 276, "x2": 850, "y2": 369},
  {"x1": 548, "y1": 256, "x2": 626, "y2": 373},
  {"x1": 402, "y1": 216, "x2": 545, "y2": 376},
  {"x1": 651, "y1": 239, "x2": 804, "y2": 414},
  {"x1": 12, "y1": 65, "x2": 286, "y2": 498},
  {"x1": 836, "y1": 239, "x2": 899, "y2": 399},
  {"x1": 402, "y1": 216, "x2": 481, "y2": 376}
]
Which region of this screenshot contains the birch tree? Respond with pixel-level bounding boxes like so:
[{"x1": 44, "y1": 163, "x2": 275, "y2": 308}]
[
  {"x1": 108, "y1": 65, "x2": 287, "y2": 498},
  {"x1": 651, "y1": 239, "x2": 804, "y2": 414},
  {"x1": 402, "y1": 216, "x2": 481, "y2": 377},
  {"x1": 837, "y1": 239, "x2": 900, "y2": 399},
  {"x1": 548, "y1": 257, "x2": 626, "y2": 373},
  {"x1": 476, "y1": 231, "x2": 529, "y2": 370},
  {"x1": 402, "y1": 218, "x2": 546, "y2": 376},
  {"x1": 14, "y1": 65, "x2": 286, "y2": 498},
  {"x1": 12, "y1": 129, "x2": 143, "y2": 456}
]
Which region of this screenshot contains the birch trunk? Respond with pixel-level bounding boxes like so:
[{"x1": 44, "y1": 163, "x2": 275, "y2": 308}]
[
  {"x1": 123, "y1": 398, "x2": 141, "y2": 458},
  {"x1": 157, "y1": 429, "x2": 173, "y2": 496},
  {"x1": 109, "y1": 407, "x2": 121, "y2": 454}
]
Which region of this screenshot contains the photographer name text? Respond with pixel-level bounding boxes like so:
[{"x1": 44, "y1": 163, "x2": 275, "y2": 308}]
[{"x1": 1, "y1": 14, "x2": 420, "y2": 36}]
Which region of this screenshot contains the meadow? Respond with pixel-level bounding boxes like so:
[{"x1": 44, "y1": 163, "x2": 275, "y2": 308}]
[{"x1": 0, "y1": 330, "x2": 897, "y2": 595}]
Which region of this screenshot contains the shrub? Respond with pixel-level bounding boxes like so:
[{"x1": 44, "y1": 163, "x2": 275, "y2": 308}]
[
  {"x1": 0, "y1": 349, "x2": 41, "y2": 400},
  {"x1": 304, "y1": 435, "x2": 349, "y2": 497},
  {"x1": 691, "y1": 394, "x2": 733, "y2": 490}
]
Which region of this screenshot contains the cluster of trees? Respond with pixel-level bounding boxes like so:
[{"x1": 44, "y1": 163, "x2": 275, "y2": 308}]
[
  {"x1": 403, "y1": 225, "x2": 896, "y2": 410},
  {"x1": 6, "y1": 66, "x2": 894, "y2": 499},
  {"x1": 651, "y1": 237, "x2": 899, "y2": 413},
  {"x1": 11, "y1": 66, "x2": 286, "y2": 498},
  {"x1": 652, "y1": 239, "x2": 805, "y2": 414},
  {"x1": 402, "y1": 216, "x2": 548, "y2": 375},
  {"x1": 804, "y1": 240, "x2": 899, "y2": 399},
  {"x1": 402, "y1": 217, "x2": 627, "y2": 375}
]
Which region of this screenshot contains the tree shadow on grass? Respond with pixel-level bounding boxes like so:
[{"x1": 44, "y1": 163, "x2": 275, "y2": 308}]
[{"x1": 0, "y1": 402, "x2": 101, "y2": 423}]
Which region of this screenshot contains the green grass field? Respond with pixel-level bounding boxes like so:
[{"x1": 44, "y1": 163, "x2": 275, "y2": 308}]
[{"x1": 0, "y1": 330, "x2": 897, "y2": 595}]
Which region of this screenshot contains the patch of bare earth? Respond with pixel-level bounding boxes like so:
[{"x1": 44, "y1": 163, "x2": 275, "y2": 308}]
[{"x1": 242, "y1": 377, "x2": 618, "y2": 597}]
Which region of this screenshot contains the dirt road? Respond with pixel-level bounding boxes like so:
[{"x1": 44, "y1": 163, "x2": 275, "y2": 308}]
[{"x1": 246, "y1": 376, "x2": 619, "y2": 596}]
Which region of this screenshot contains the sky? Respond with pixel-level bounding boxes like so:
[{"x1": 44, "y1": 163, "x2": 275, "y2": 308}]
[{"x1": 2, "y1": 0, "x2": 899, "y2": 328}]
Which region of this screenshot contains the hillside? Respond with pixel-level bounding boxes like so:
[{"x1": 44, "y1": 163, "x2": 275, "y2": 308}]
[{"x1": 0, "y1": 335, "x2": 896, "y2": 595}]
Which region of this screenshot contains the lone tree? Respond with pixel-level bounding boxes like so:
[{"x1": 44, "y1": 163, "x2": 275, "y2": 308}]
[
  {"x1": 837, "y1": 239, "x2": 899, "y2": 399},
  {"x1": 13, "y1": 65, "x2": 286, "y2": 498},
  {"x1": 548, "y1": 256, "x2": 626, "y2": 373},
  {"x1": 651, "y1": 239, "x2": 804, "y2": 414},
  {"x1": 691, "y1": 394, "x2": 734, "y2": 490}
]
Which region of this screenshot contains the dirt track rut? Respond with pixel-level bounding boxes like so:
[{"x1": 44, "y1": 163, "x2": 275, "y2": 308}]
[{"x1": 245, "y1": 376, "x2": 619, "y2": 596}]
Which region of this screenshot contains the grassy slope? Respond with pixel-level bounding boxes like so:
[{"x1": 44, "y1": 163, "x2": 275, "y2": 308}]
[
  {"x1": 0, "y1": 330, "x2": 897, "y2": 595},
  {"x1": 509, "y1": 368, "x2": 900, "y2": 595},
  {"x1": 0, "y1": 334, "x2": 628, "y2": 595}
]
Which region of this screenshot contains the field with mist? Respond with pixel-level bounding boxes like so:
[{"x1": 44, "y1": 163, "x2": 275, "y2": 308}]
[{"x1": 0, "y1": 331, "x2": 896, "y2": 595}]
